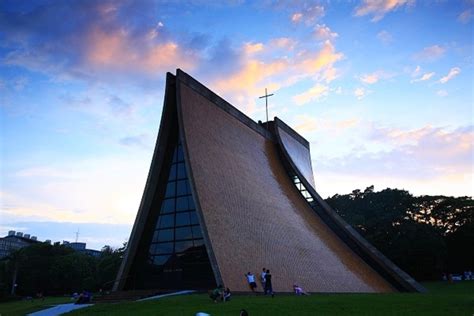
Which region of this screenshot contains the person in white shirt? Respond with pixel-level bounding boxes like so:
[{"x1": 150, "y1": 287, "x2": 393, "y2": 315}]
[
  {"x1": 260, "y1": 268, "x2": 266, "y2": 290},
  {"x1": 245, "y1": 272, "x2": 257, "y2": 292}
]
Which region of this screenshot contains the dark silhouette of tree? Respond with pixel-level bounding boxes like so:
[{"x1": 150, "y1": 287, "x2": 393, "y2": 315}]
[{"x1": 326, "y1": 186, "x2": 473, "y2": 280}]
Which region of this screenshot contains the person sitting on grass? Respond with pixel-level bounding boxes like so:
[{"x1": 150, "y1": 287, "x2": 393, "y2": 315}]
[
  {"x1": 209, "y1": 285, "x2": 224, "y2": 302},
  {"x1": 75, "y1": 290, "x2": 91, "y2": 304},
  {"x1": 293, "y1": 284, "x2": 309, "y2": 295},
  {"x1": 223, "y1": 287, "x2": 231, "y2": 302}
]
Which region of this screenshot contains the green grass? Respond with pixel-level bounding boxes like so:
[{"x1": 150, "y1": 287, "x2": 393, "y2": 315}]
[
  {"x1": 66, "y1": 282, "x2": 474, "y2": 316},
  {"x1": 3, "y1": 282, "x2": 472, "y2": 316},
  {"x1": 0, "y1": 296, "x2": 71, "y2": 316}
]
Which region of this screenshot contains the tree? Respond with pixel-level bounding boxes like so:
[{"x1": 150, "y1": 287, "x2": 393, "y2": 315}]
[{"x1": 326, "y1": 186, "x2": 472, "y2": 280}]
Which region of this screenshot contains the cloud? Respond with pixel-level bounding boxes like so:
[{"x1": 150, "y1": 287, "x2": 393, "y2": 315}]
[
  {"x1": 293, "y1": 84, "x2": 329, "y2": 105},
  {"x1": 359, "y1": 70, "x2": 393, "y2": 84},
  {"x1": 458, "y1": 9, "x2": 472, "y2": 23},
  {"x1": 354, "y1": 0, "x2": 414, "y2": 22},
  {"x1": 291, "y1": 13, "x2": 303, "y2": 23},
  {"x1": 293, "y1": 115, "x2": 359, "y2": 134},
  {"x1": 291, "y1": 5, "x2": 325, "y2": 25},
  {"x1": 314, "y1": 24, "x2": 338, "y2": 40},
  {"x1": 354, "y1": 87, "x2": 368, "y2": 100},
  {"x1": 376, "y1": 30, "x2": 393, "y2": 44},
  {"x1": 360, "y1": 74, "x2": 379, "y2": 84},
  {"x1": 437, "y1": 90, "x2": 448, "y2": 97},
  {"x1": 2, "y1": 154, "x2": 150, "y2": 225},
  {"x1": 414, "y1": 45, "x2": 446, "y2": 62},
  {"x1": 119, "y1": 134, "x2": 151, "y2": 148},
  {"x1": 210, "y1": 39, "x2": 343, "y2": 112},
  {"x1": 244, "y1": 42, "x2": 264, "y2": 55},
  {"x1": 316, "y1": 125, "x2": 473, "y2": 197},
  {"x1": 85, "y1": 27, "x2": 197, "y2": 74},
  {"x1": 369, "y1": 125, "x2": 474, "y2": 168},
  {"x1": 439, "y1": 67, "x2": 461, "y2": 84},
  {"x1": 411, "y1": 72, "x2": 435, "y2": 83},
  {"x1": 297, "y1": 40, "x2": 343, "y2": 74},
  {"x1": 411, "y1": 65, "x2": 422, "y2": 77},
  {"x1": 269, "y1": 37, "x2": 297, "y2": 51},
  {"x1": 1, "y1": 1, "x2": 200, "y2": 85}
]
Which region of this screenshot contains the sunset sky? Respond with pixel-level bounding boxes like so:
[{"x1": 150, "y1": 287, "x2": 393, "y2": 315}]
[{"x1": 1, "y1": 0, "x2": 472, "y2": 249}]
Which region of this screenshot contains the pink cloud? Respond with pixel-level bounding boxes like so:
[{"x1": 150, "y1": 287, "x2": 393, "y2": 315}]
[
  {"x1": 354, "y1": 87, "x2": 369, "y2": 100},
  {"x1": 439, "y1": 67, "x2": 461, "y2": 84},
  {"x1": 360, "y1": 73, "x2": 380, "y2": 84},
  {"x1": 210, "y1": 39, "x2": 344, "y2": 113},
  {"x1": 371, "y1": 125, "x2": 474, "y2": 167},
  {"x1": 291, "y1": 13, "x2": 303, "y2": 23},
  {"x1": 293, "y1": 84, "x2": 329, "y2": 105},
  {"x1": 291, "y1": 5, "x2": 325, "y2": 25},
  {"x1": 411, "y1": 71, "x2": 435, "y2": 83},
  {"x1": 458, "y1": 9, "x2": 472, "y2": 24},
  {"x1": 86, "y1": 27, "x2": 197, "y2": 74},
  {"x1": 269, "y1": 37, "x2": 297, "y2": 51},
  {"x1": 414, "y1": 45, "x2": 446, "y2": 62},
  {"x1": 244, "y1": 42, "x2": 264, "y2": 55},
  {"x1": 314, "y1": 24, "x2": 338, "y2": 40},
  {"x1": 359, "y1": 70, "x2": 393, "y2": 84},
  {"x1": 354, "y1": 0, "x2": 414, "y2": 22}
]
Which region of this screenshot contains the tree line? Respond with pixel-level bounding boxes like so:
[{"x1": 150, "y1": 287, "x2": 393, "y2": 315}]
[
  {"x1": 0, "y1": 243, "x2": 124, "y2": 298},
  {"x1": 1, "y1": 186, "x2": 472, "y2": 297},
  {"x1": 325, "y1": 186, "x2": 473, "y2": 281}
]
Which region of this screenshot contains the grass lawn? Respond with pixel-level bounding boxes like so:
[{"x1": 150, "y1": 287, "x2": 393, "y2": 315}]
[
  {"x1": 0, "y1": 296, "x2": 71, "y2": 316},
  {"x1": 63, "y1": 282, "x2": 474, "y2": 316}
]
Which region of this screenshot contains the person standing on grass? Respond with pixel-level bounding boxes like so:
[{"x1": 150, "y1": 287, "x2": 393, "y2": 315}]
[
  {"x1": 245, "y1": 272, "x2": 257, "y2": 292},
  {"x1": 260, "y1": 268, "x2": 266, "y2": 291},
  {"x1": 264, "y1": 269, "x2": 274, "y2": 297}
]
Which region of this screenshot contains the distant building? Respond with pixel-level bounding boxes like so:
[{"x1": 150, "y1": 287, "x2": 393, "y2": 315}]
[
  {"x1": 62, "y1": 241, "x2": 101, "y2": 257},
  {"x1": 0, "y1": 231, "x2": 39, "y2": 259},
  {"x1": 0, "y1": 231, "x2": 101, "y2": 259}
]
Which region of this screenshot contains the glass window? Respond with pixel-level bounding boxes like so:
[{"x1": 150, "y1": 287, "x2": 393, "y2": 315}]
[
  {"x1": 153, "y1": 255, "x2": 170, "y2": 266},
  {"x1": 168, "y1": 164, "x2": 177, "y2": 181},
  {"x1": 175, "y1": 226, "x2": 193, "y2": 240},
  {"x1": 165, "y1": 182, "x2": 176, "y2": 197},
  {"x1": 189, "y1": 211, "x2": 199, "y2": 225},
  {"x1": 192, "y1": 226, "x2": 203, "y2": 239},
  {"x1": 176, "y1": 212, "x2": 191, "y2": 226},
  {"x1": 175, "y1": 240, "x2": 194, "y2": 253},
  {"x1": 187, "y1": 196, "x2": 195, "y2": 209},
  {"x1": 158, "y1": 214, "x2": 174, "y2": 228},
  {"x1": 157, "y1": 229, "x2": 174, "y2": 242},
  {"x1": 176, "y1": 163, "x2": 186, "y2": 179},
  {"x1": 176, "y1": 180, "x2": 189, "y2": 196},
  {"x1": 161, "y1": 199, "x2": 175, "y2": 213},
  {"x1": 172, "y1": 147, "x2": 178, "y2": 162},
  {"x1": 177, "y1": 146, "x2": 184, "y2": 162},
  {"x1": 154, "y1": 242, "x2": 174, "y2": 255},
  {"x1": 152, "y1": 230, "x2": 160, "y2": 242},
  {"x1": 176, "y1": 196, "x2": 189, "y2": 211}
]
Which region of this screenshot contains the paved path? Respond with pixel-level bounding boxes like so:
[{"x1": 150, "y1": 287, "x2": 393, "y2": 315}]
[
  {"x1": 27, "y1": 290, "x2": 194, "y2": 315},
  {"x1": 27, "y1": 303, "x2": 93, "y2": 316},
  {"x1": 137, "y1": 290, "x2": 195, "y2": 301}
]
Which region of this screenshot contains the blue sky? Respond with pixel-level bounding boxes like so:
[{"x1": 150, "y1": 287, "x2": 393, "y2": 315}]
[{"x1": 1, "y1": 0, "x2": 472, "y2": 250}]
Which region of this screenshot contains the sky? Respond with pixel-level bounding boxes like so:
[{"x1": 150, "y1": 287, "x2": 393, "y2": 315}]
[{"x1": 1, "y1": 0, "x2": 473, "y2": 250}]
